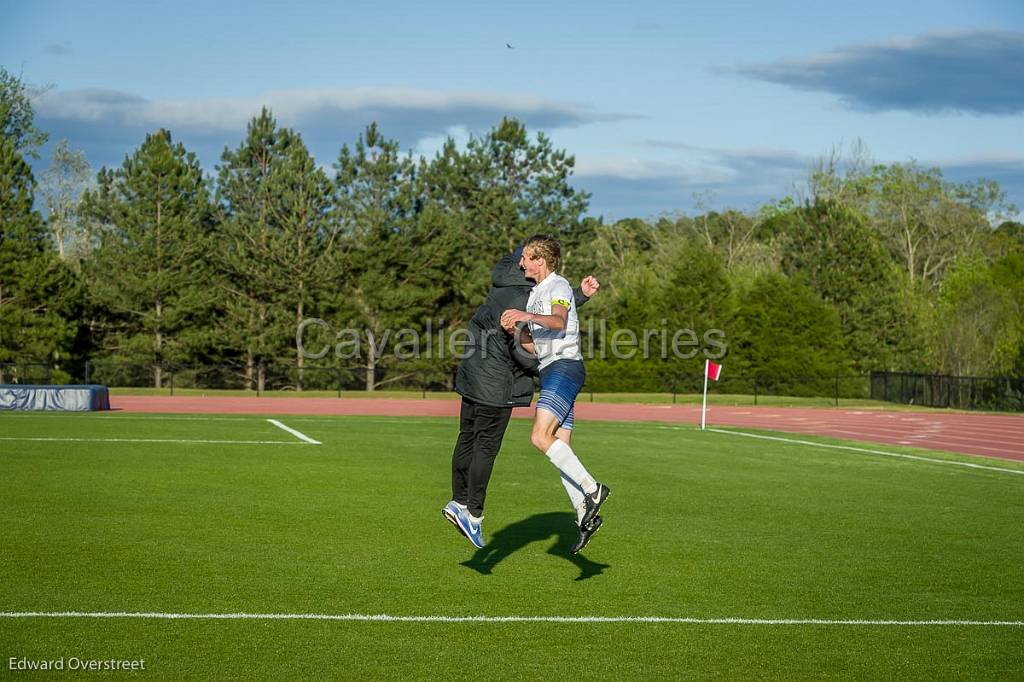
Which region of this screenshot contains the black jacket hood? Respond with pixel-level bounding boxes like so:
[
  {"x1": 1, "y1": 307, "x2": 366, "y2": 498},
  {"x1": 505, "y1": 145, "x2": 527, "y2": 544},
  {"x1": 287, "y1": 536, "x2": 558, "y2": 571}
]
[{"x1": 491, "y1": 252, "x2": 534, "y2": 289}]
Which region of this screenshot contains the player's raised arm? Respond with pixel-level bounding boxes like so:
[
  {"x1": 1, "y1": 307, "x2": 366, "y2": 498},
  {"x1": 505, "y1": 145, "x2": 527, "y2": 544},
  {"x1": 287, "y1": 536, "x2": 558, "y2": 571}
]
[{"x1": 575, "y1": 275, "x2": 600, "y2": 308}]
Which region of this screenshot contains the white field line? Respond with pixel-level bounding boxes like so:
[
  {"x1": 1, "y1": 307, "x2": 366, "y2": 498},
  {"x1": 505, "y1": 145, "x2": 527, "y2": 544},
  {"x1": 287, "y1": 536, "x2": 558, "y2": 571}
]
[
  {"x1": 0, "y1": 437, "x2": 303, "y2": 445},
  {"x1": 266, "y1": 419, "x2": 321, "y2": 445},
  {"x1": 0, "y1": 612, "x2": 1021, "y2": 626},
  {"x1": 704, "y1": 428, "x2": 1024, "y2": 476}
]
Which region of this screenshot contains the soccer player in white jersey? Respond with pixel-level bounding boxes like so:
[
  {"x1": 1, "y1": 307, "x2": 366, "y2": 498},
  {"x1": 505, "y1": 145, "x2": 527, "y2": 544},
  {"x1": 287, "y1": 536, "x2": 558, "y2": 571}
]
[{"x1": 500, "y1": 234, "x2": 610, "y2": 554}]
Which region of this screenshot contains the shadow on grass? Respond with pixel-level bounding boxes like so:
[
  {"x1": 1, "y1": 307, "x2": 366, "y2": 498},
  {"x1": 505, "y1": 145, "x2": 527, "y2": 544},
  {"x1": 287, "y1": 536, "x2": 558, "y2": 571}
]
[{"x1": 461, "y1": 511, "x2": 610, "y2": 581}]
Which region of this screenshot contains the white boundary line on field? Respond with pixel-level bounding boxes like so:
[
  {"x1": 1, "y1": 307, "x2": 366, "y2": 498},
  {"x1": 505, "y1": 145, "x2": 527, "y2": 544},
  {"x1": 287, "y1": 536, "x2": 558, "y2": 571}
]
[
  {"x1": 703, "y1": 428, "x2": 1024, "y2": 476},
  {"x1": 266, "y1": 419, "x2": 321, "y2": 445},
  {"x1": 0, "y1": 612, "x2": 1021, "y2": 626},
  {"x1": 0, "y1": 436, "x2": 304, "y2": 445}
]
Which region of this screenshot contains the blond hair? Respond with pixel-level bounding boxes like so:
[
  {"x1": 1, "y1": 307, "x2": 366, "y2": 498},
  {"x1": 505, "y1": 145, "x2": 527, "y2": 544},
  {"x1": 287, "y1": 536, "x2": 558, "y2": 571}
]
[{"x1": 523, "y1": 234, "x2": 562, "y2": 272}]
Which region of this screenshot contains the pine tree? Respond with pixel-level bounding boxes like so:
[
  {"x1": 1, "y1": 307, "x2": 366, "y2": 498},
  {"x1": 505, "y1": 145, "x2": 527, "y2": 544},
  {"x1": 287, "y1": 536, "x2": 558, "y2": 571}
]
[
  {"x1": 0, "y1": 135, "x2": 80, "y2": 379},
  {"x1": 214, "y1": 112, "x2": 336, "y2": 391},
  {"x1": 729, "y1": 273, "x2": 851, "y2": 395},
  {"x1": 80, "y1": 129, "x2": 213, "y2": 387},
  {"x1": 259, "y1": 127, "x2": 336, "y2": 391},
  {"x1": 333, "y1": 124, "x2": 457, "y2": 390},
  {"x1": 214, "y1": 108, "x2": 293, "y2": 391},
  {"x1": 778, "y1": 199, "x2": 923, "y2": 372}
]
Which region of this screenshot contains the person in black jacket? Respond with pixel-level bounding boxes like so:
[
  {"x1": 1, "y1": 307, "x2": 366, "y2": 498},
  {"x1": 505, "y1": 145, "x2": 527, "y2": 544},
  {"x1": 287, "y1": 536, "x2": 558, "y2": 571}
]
[{"x1": 443, "y1": 247, "x2": 598, "y2": 548}]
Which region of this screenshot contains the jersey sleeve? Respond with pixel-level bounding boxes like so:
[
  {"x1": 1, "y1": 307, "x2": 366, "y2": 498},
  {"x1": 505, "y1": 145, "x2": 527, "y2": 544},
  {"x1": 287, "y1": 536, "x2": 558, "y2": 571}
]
[{"x1": 549, "y1": 280, "x2": 573, "y2": 309}]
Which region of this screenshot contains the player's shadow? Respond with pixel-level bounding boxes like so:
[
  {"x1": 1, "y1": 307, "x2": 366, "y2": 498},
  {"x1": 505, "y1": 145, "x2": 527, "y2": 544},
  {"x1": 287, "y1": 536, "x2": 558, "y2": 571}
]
[{"x1": 461, "y1": 511, "x2": 610, "y2": 581}]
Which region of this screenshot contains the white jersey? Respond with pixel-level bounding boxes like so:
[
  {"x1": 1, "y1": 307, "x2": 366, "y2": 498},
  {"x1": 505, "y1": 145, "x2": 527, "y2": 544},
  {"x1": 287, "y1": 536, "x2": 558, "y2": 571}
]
[{"x1": 527, "y1": 272, "x2": 582, "y2": 370}]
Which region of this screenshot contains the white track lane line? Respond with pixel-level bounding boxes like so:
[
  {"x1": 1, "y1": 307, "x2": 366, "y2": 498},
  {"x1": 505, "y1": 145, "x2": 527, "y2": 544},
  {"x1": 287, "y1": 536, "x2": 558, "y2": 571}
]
[
  {"x1": 704, "y1": 428, "x2": 1024, "y2": 476},
  {"x1": 266, "y1": 419, "x2": 321, "y2": 445}
]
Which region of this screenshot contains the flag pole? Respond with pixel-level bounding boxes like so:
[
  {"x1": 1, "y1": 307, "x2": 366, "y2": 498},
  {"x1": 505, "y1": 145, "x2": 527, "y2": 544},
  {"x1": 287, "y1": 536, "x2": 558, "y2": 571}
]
[{"x1": 701, "y1": 358, "x2": 709, "y2": 430}]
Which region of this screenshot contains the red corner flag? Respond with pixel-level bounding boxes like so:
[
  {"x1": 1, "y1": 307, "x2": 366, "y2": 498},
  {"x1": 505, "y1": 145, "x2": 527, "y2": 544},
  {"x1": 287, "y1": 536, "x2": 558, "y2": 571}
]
[{"x1": 701, "y1": 359, "x2": 722, "y2": 429}]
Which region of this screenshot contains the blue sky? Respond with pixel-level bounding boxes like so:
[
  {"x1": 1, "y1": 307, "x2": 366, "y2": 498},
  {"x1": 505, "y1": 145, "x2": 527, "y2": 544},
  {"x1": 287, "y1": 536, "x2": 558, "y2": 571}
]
[{"x1": 3, "y1": 0, "x2": 1022, "y2": 220}]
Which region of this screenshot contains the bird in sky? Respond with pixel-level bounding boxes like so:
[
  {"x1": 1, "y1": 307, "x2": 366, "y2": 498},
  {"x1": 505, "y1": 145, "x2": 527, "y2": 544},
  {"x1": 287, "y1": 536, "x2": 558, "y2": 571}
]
[{"x1": 506, "y1": 42, "x2": 514, "y2": 49}]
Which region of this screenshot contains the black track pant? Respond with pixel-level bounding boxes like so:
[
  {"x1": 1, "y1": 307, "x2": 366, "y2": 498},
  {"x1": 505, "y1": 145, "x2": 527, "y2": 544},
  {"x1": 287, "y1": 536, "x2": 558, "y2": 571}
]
[{"x1": 451, "y1": 398, "x2": 513, "y2": 518}]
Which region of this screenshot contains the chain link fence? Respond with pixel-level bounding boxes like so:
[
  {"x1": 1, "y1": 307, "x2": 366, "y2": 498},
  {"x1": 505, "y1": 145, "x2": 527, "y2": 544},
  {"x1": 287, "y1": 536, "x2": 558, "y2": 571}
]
[{"x1": 870, "y1": 372, "x2": 1024, "y2": 412}]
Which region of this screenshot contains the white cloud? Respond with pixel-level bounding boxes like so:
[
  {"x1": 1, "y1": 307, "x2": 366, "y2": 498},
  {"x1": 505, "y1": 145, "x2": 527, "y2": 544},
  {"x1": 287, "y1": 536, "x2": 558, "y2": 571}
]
[
  {"x1": 30, "y1": 85, "x2": 637, "y2": 176},
  {"x1": 32, "y1": 86, "x2": 632, "y2": 135},
  {"x1": 574, "y1": 158, "x2": 715, "y2": 183},
  {"x1": 570, "y1": 144, "x2": 815, "y2": 218}
]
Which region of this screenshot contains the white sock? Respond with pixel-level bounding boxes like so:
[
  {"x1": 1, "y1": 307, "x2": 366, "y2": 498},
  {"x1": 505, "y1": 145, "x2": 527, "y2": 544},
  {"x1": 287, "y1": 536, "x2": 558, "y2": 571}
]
[
  {"x1": 559, "y1": 472, "x2": 586, "y2": 516},
  {"x1": 574, "y1": 500, "x2": 587, "y2": 526},
  {"x1": 453, "y1": 501, "x2": 468, "y2": 511},
  {"x1": 545, "y1": 439, "x2": 597, "y2": 495},
  {"x1": 469, "y1": 513, "x2": 483, "y2": 525}
]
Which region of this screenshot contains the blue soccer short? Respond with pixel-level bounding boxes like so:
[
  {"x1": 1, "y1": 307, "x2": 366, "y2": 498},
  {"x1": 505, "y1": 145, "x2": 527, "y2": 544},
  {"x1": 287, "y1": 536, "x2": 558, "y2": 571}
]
[{"x1": 536, "y1": 359, "x2": 586, "y2": 431}]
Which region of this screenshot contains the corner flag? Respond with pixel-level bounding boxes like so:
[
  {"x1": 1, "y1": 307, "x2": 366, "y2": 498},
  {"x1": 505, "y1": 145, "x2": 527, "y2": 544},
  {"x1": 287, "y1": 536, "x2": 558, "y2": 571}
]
[{"x1": 700, "y1": 359, "x2": 723, "y2": 430}]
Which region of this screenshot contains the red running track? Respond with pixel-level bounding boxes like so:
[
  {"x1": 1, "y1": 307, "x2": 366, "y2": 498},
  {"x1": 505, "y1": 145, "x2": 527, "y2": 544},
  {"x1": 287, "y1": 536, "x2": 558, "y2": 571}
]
[{"x1": 110, "y1": 396, "x2": 1024, "y2": 463}]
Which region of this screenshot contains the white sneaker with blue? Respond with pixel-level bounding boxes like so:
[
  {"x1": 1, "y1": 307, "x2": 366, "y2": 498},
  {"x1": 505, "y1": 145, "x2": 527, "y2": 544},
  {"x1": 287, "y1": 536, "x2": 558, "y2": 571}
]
[
  {"x1": 442, "y1": 501, "x2": 467, "y2": 538},
  {"x1": 455, "y1": 508, "x2": 485, "y2": 549}
]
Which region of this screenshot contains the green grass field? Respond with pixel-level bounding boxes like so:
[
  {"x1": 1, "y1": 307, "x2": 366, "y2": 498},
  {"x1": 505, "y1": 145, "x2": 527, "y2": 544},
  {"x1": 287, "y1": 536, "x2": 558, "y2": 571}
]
[{"x1": 1, "y1": 412, "x2": 1022, "y2": 679}]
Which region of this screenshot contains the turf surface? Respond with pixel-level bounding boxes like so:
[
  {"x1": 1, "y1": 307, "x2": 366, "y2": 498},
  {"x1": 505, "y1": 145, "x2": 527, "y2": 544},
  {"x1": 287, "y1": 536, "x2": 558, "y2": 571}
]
[{"x1": 1, "y1": 413, "x2": 1022, "y2": 679}]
